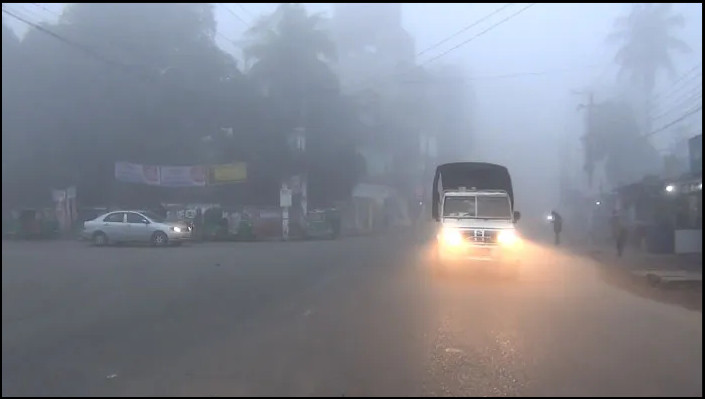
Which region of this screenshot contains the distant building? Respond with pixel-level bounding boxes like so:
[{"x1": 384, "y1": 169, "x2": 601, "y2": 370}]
[{"x1": 331, "y1": 3, "x2": 415, "y2": 92}]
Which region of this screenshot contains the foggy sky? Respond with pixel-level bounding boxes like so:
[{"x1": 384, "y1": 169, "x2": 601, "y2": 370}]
[{"x1": 4, "y1": 3, "x2": 702, "y2": 218}]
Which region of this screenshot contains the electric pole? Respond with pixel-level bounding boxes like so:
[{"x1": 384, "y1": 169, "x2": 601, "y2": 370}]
[{"x1": 574, "y1": 89, "x2": 595, "y2": 187}]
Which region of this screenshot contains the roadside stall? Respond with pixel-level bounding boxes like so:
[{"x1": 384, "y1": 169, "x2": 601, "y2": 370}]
[{"x1": 3, "y1": 208, "x2": 59, "y2": 239}]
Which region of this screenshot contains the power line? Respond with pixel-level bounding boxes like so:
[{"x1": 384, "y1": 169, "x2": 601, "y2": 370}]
[
  {"x1": 21, "y1": 4, "x2": 240, "y2": 62},
  {"x1": 652, "y1": 87, "x2": 702, "y2": 121},
  {"x1": 416, "y1": 3, "x2": 514, "y2": 57},
  {"x1": 349, "y1": 3, "x2": 537, "y2": 94},
  {"x1": 657, "y1": 72, "x2": 702, "y2": 104},
  {"x1": 220, "y1": 4, "x2": 248, "y2": 26},
  {"x1": 236, "y1": 3, "x2": 255, "y2": 20},
  {"x1": 651, "y1": 63, "x2": 702, "y2": 103},
  {"x1": 215, "y1": 30, "x2": 239, "y2": 47},
  {"x1": 645, "y1": 105, "x2": 702, "y2": 138},
  {"x1": 2, "y1": 7, "x2": 130, "y2": 70},
  {"x1": 2, "y1": 6, "x2": 236, "y2": 102},
  {"x1": 31, "y1": 3, "x2": 61, "y2": 19},
  {"x1": 421, "y1": 3, "x2": 537, "y2": 66},
  {"x1": 7, "y1": 3, "x2": 47, "y2": 23}
]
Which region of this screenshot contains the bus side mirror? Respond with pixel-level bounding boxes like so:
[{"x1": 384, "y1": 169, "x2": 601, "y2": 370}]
[{"x1": 513, "y1": 211, "x2": 521, "y2": 223}]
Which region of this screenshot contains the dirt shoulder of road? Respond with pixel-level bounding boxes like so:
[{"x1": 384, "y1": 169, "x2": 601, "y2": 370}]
[{"x1": 587, "y1": 248, "x2": 702, "y2": 312}]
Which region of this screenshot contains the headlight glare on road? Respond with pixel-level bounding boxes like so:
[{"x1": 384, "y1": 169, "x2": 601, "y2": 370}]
[
  {"x1": 497, "y1": 230, "x2": 519, "y2": 247},
  {"x1": 441, "y1": 227, "x2": 463, "y2": 246}
]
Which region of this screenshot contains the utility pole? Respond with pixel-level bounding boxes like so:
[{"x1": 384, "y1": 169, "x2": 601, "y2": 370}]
[
  {"x1": 282, "y1": 77, "x2": 308, "y2": 240},
  {"x1": 574, "y1": 89, "x2": 595, "y2": 188}
]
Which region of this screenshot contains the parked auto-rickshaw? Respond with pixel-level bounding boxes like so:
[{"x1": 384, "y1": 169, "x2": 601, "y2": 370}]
[
  {"x1": 302, "y1": 208, "x2": 340, "y2": 240},
  {"x1": 202, "y1": 208, "x2": 255, "y2": 241}
]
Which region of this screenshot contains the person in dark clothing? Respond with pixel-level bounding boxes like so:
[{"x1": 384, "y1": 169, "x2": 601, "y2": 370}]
[
  {"x1": 550, "y1": 210, "x2": 563, "y2": 246},
  {"x1": 611, "y1": 210, "x2": 629, "y2": 257},
  {"x1": 193, "y1": 208, "x2": 203, "y2": 242}
]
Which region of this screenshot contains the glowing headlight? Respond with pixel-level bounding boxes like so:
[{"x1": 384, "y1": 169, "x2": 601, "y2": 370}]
[
  {"x1": 497, "y1": 230, "x2": 519, "y2": 246},
  {"x1": 440, "y1": 227, "x2": 463, "y2": 246},
  {"x1": 172, "y1": 226, "x2": 182, "y2": 233},
  {"x1": 546, "y1": 214, "x2": 554, "y2": 221}
]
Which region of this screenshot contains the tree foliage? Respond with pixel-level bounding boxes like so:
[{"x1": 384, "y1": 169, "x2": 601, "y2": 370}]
[
  {"x1": 608, "y1": 3, "x2": 690, "y2": 97},
  {"x1": 2, "y1": 3, "x2": 364, "y2": 209},
  {"x1": 583, "y1": 101, "x2": 661, "y2": 187}
]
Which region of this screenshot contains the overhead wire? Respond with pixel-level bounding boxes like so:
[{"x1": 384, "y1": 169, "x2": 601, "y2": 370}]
[
  {"x1": 30, "y1": 3, "x2": 61, "y2": 19},
  {"x1": 416, "y1": 3, "x2": 514, "y2": 57},
  {"x1": 26, "y1": 3, "x2": 240, "y2": 54},
  {"x1": 420, "y1": 3, "x2": 537, "y2": 66},
  {"x1": 2, "y1": 6, "x2": 132, "y2": 71},
  {"x1": 2, "y1": 6, "x2": 239, "y2": 102},
  {"x1": 651, "y1": 92, "x2": 702, "y2": 122},
  {"x1": 349, "y1": 3, "x2": 538, "y2": 95},
  {"x1": 645, "y1": 105, "x2": 702, "y2": 138},
  {"x1": 650, "y1": 63, "x2": 702, "y2": 104},
  {"x1": 236, "y1": 3, "x2": 256, "y2": 20},
  {"x1": 220, "y1": 4, "x2": 248, "y2": 26}
]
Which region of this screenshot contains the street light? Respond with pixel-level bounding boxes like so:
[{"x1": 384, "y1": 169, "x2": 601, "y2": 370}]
[{"x1": 665, "y1": 184, "x2": 676, "y2": 193}]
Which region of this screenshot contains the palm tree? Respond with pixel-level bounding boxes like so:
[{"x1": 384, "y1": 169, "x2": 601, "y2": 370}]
[
  {"x1": 608, "y1": 3, "x2": 690, "y2": 98},
  {"x1": 243, "y1": 3, "x2": 338, "y2": 123},
  {"x1": 242, "y1": 5, "x2": 366, "y2": 209}
]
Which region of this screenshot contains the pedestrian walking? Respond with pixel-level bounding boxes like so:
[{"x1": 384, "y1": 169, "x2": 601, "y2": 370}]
[{"x1": 550, "y1": 210, "x2": 563, "y2": 246}]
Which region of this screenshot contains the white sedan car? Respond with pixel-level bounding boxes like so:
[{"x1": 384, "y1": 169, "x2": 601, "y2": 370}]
[{"x1": 82, "y1": 210, "x2": 192, "y2": 247}]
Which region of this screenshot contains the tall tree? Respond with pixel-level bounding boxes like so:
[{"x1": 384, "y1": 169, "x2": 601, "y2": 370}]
[
  {"x1": 244, "y1": 3, "x2": 338, "y2": 126},
  {"x1": 242, "y1": 4, "x2": 362, "y2": 207},
  {"x1": 583, "y1": 101, "x2": 661, "y2": 187},
  {"x1": 608, "y1": 3, "x2": 690, "y2": 98},
  {"x1": 2, "y1": 22, "x2": 24, "y2": 207},
  {"x1": 5, "y1": 3, "x2": 243, "y2": 206}
]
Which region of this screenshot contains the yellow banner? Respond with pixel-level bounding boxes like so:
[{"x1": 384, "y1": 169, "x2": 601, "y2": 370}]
[{"x1": 212, "y1": 163, "x2": 247, "y2": 183}]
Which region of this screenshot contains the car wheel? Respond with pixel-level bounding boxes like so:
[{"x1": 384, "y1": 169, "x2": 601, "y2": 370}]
[
  {"x1": 93, "y1": 232, "x2": 108, "y2": 247},
  {"x1": 152, "y1": 231, "x2": 169, "y2": 247}
]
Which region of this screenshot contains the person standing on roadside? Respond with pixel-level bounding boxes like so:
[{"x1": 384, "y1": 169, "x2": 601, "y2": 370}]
[
  {"x1": 611, "y1": 209, "x2": 628, "y2": 257},
  {"x1": 193, "y1": 208, "x2": 203, "y2": 242},
  {"x1": 550, "y1": 210, "x2": 563, "y2": 246}
]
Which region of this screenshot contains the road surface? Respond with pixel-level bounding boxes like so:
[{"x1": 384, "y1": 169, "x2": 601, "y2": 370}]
[{"x1": 2, "y1": 233, "x2": 702, "y2": 396}]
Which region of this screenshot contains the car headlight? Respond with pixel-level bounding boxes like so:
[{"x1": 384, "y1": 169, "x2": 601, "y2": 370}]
[
  {"x1": 497, "y1": 230, "x2": 519, "y2": 247},
  {"x1": 440, "y1": 227, "x2": 463, "y2": 246},
  {"x1": 172, "y1": 226, "x2": 182, "y2": 233}
]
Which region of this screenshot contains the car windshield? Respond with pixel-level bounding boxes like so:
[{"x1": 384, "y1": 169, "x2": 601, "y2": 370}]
[
  {"x1": 443, "y1": 195, "x2": 511, "y2": 219},
  {"x1": 141, "y1": 211, "x2": 166, "y2": 223},
  {"x1": 476, "y1": 195, "x2": 512, "y2": 219},
  {"x1": 443, "y1": 196, "x2": 476, "y2": 218}
]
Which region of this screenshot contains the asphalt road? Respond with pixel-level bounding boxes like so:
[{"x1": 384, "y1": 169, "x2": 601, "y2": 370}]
[{"x1": 2, "y1": 233, "x2": 702, "y2": 396}]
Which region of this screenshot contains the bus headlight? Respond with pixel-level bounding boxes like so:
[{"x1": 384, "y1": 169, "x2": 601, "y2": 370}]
[
  {"x1": 497, "y1": 230, "x2": 519, "y2": 247},
  {"x1": 440, "y1": 227, "x2": 463, "y2": 246}
]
